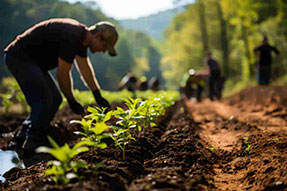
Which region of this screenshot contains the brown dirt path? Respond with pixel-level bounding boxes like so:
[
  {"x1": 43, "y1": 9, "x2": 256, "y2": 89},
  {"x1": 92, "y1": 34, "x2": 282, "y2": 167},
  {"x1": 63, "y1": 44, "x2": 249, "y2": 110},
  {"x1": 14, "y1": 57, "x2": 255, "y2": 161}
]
[
  {"x1": 185, "y1": 97, "x2": 287, "y2": 191},
  {"x1": 185, "y1": 99, "x2": 287, "y2": 151}
]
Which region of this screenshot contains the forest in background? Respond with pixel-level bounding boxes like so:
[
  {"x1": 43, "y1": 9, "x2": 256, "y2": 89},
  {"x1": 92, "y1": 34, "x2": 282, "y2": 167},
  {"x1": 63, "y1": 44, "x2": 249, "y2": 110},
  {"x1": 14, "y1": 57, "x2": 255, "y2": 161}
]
[
  {"x1": 1, "y1": 0, "x2": 287, "y2": 92},
  {"x1": 162, "y1": 0, "x2": 287, "y2": 91},
  {"x1": 0, "y1": 0, "x2": 163, "y2": 90}
]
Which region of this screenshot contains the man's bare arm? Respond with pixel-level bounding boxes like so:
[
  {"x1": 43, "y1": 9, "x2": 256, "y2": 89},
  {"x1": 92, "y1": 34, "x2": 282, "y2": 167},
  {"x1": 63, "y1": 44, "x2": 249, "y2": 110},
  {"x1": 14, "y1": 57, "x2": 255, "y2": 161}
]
[
  {"x1": 75, "y1": 56, "x2": 100, "y2": 91},
  {"x1": 57, "y1": 57, "x2": 74, "y2": 100}
]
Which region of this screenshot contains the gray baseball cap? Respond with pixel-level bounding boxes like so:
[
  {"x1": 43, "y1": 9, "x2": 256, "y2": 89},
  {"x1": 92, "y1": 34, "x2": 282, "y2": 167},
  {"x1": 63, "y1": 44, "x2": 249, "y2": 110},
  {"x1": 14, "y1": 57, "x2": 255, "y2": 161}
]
[{"x1": 89, "y1": 21, "x2": 118, "y2": 56}]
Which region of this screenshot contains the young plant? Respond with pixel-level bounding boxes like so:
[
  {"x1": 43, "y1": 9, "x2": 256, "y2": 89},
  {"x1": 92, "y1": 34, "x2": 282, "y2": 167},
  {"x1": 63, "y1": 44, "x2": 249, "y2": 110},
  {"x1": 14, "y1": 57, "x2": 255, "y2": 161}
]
[
  {"x1": 15, "y1": 92, "x2": 29, "y2": 113},
  {"x1": 71, "y1": 106, "x2": 113, "y2": 150},
  {"x1": 111, "y1": 98, "x2": 147, "y2": 160},
  {"x1": 142, "y1": 98, "x2": 165, "y2": 128},
  {"x1": 72, "y1": 119, "x2": 110, "y2": 150},
  {"x1": 243, "y1": 137, "x2": 251, "y2": 154},
  {"x1": 0, "y1": 93, "x2": 13, "y2": 114},
  {"x1": 1, "y1": 77, "x2": 29, "y2": 113},
  {"x1": 36, "y1": 137, "x2": 89, "y2": 184},
  {"x1": 110, "y1": 126, "x2": 136, "y2": 160},
  {"x1": 115, "y1": 98, "x2": 145, "y2": 132}
]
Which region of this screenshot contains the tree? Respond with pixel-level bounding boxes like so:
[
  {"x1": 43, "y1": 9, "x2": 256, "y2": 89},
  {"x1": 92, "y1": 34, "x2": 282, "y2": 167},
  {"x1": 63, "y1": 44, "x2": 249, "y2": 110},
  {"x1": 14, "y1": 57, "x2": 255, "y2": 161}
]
[
  {"x1": 197, "y1": 0, "x2": 209, "y2": 54},
  {"x1": 215, "y1": 0, "x2": 229, "y2": 77}
]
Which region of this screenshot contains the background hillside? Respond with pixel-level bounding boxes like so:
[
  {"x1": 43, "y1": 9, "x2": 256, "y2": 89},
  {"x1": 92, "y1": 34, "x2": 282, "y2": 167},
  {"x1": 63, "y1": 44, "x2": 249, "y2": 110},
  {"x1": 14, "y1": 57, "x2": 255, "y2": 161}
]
[
  {"x1": 119, "y1": 6, "x2": 186, "y2": 41},
  {"x1": 0, "y1": 0, "x2": 165, "y2": 91}
]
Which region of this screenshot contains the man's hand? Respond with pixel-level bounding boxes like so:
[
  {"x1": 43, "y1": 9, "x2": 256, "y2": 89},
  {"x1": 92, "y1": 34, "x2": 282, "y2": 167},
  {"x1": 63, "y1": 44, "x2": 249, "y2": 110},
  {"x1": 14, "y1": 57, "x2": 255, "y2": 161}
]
[
  {"x1": 92, "y1": 90, "x2": 110, "y2": 109},
  {"x1": 68, "y1": 99, "x2": 85, "y2": 114}
]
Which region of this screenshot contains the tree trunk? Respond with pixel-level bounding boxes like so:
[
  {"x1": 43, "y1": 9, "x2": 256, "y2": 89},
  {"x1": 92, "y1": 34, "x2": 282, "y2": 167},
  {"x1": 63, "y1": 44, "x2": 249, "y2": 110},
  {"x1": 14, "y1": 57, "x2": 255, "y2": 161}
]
[
  {"x1": 198, "y1": 0, "x2": 209, "y2": 55},
  {"x1": 215, "y1": 0, "x2": 229, "y2": 77},
  {"x1": 241, "y1": 25, "x2": 251, "y2": 80}
]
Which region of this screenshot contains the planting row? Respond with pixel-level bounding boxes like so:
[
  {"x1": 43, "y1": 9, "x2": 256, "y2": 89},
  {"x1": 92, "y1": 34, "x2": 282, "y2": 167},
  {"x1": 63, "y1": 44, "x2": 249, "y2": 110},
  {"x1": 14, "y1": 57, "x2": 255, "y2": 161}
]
[{"x1": 35, "y1": 92, "x2": 178, "y2": 185}]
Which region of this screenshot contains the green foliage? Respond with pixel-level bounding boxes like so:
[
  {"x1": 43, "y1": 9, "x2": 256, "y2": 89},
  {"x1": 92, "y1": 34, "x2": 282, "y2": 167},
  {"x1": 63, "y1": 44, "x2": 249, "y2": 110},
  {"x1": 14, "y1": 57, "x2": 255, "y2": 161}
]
[
  {"x1": 115, "y1": 98, "x2": 145, "y2": 131},
  {"x1": 0, "y1": 77, "x2": 29, "y2": 113},
  {"x1": 0, "y1": 0, "x2": 162, "y2": 91},
  {"x1": 71, "y1": 107, "x2": 112, "y2": 150},
  {"x1": 162, "y1": 0, "x2": 287, "y2": 90},
  {"x1": 110, "y1": 126, "x2": 136, "y2": 160},
  {"x1": 243, "y1": 136, "x2": 251, "y2": 154},
  {"x1": 0, "y1": 93, "x2": 13, "y2": 114},
  {"x1": 36, "y1": 137, "x2": 88, "y2": 184},
  {"x1": 208, "y1": 147, "x2": 215, "y2": 152}
]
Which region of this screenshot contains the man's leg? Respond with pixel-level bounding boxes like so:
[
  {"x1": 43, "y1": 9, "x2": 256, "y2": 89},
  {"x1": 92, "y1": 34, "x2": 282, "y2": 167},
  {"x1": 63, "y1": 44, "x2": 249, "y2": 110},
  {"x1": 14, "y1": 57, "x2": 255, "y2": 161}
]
[
  {"x1": 208, "y1": 75, "x2": 216, "y2": 100},
  {"x1": 196, "y1": 84, "x2": 203, "y2": 102},
  {"x1": 5, "y1": 52, "x2": 60, "y2": 151},
  {"x1": 43, "y1": 72, "x2": 62, "y2": 123},
  {"x1": 22, "y1": 71, "x2": 62, "y2": 152}
]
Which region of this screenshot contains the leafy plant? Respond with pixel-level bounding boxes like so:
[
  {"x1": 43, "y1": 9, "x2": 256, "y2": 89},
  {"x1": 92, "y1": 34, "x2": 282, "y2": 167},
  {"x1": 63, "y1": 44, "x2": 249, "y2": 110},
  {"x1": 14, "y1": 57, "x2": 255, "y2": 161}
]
[
  {"x1": 273, "y1": 138, "x2": 279, "y2": 143},
  {"x1": 36, "y1": 137, "x2": 89, "y2": 184},
  {"x1": 1, "y1": 77, "x2": 29, "y2": 113},
  {"x1": 72, "y1": 119, "x2": 110, "y2": 150},
  {"x1": 0, "y1": 93, "x2": 13, "y2": 114},
  {"x1": 71, "y1": 107, "x2": 113, "y2": 150},
  {"x1": 114, "y1": 98, "x2": 145, "y2": 132},
  {"x1": 110, "y1": 126, "x2": 136, "y2": 160},
  {"x1": 208, "y1": 147, "x2": 215, "y2": 152},
  {"x1": 243, "y1": 137, "x2": 251, "y2": 154}
]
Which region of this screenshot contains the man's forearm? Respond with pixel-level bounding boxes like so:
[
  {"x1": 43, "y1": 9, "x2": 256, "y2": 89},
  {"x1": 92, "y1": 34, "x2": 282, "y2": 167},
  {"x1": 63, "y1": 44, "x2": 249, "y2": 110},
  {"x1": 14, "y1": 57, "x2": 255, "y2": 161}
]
[
  {"x1": 57, "y1": 70, "x2": 74, "y2": 100},
  {"x1": 75, "y1": 57, "x2": 101, "y2": 91}
]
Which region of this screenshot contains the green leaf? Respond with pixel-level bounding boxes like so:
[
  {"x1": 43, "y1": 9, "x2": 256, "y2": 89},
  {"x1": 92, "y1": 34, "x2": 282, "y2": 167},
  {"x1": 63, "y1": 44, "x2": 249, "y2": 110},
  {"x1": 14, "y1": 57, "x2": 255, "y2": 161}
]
[
  {"x1": 48, "y1": 136, "x2": 60, "y2": 149},
  {"x1": 104, "y1": 110, "x2": 113, "y2": 122},
  {"x1": 95, "y1": 143, "x2": 107, "y2": 149},
  {"x1": 36, "y1": 146, "x2": 51, "y2": 154},
  {"x1": 92, "y1": 122, "x2": 108, "y2": 135},
  {"x1": 66, "y1": 173, "x2": 77, "y2": 180}
]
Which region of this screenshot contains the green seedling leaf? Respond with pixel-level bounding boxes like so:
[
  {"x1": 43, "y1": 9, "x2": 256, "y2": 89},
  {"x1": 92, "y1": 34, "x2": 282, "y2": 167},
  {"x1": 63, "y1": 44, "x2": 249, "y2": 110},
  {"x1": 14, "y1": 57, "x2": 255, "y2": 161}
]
[
  {"x1": 245, "y1": 144, "x2": 251, "y2": 153},
  {"x1": 92, "y1": 122, "x2": 108, "y2": 135},
  {"x1": 243, "y1": 137, "x2": 249, "y2": 144},
  {"x1": 208, "y1": 147, "x2": 215, "y2": 151},
  {"x1": 273, "y1": 138, "x2": 279, "y2": 143}
]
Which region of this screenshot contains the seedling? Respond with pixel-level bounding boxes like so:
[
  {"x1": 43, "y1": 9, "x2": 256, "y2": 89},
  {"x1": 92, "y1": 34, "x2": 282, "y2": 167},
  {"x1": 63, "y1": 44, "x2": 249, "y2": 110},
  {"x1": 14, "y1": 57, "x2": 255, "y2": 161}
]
[
  {"x1": 36, "y1": 137, "x2": 89, "y2": 184},
  {"x1": 71, "y1": 107, "x2": 113, "y2": 150},
  {"x1": 273, "y1": 138, "x2": 279, "y2": 143},
  {"x1": 110, "y1": 126, "x2": 136, "y2": 160},
  {"x1": 180, "y1": 107, "x2": 184, "y2": 113},
  {"x1": 243, "y1": 137, "x2": 249, "y2": 144},
  {"x1": 0, "y1": 77, "x2": 29, "y2": 113},
  {"x1": 228, "y1": 116, "x2": 234, "y2": 120},
  {"x1": 208, "y1": 147, "x2": 215, "y2": 152},
  {"x1": 114, "y1": 98, "x2": 145, "y2": 132},
  {"x1": 0, "y1": 93, "x2": 13, "y2": 114},
  {"x1": 243, "y1": 137, "x2": 251, "y2": 154}
]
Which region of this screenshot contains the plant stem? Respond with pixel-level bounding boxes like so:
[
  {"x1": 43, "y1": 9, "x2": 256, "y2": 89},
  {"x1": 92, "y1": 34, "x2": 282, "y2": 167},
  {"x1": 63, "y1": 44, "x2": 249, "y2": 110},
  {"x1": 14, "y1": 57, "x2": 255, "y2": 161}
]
[{"x1": 123, "y1": 145, "x2": 126, "y2": 160}]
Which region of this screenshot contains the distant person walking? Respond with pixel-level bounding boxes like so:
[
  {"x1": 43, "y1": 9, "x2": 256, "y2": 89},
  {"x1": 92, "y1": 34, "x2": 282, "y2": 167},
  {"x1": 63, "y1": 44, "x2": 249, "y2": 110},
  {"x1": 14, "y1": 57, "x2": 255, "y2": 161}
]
[
  {"x1": 4, "y1": 18, "x2": 118, "y2": 152},
  {"x1": 254, "y1": 36, "x2": 280, "y2": 85},
  {"x1": 204, "y1": 51, "x2": 222, "y2": 100}
]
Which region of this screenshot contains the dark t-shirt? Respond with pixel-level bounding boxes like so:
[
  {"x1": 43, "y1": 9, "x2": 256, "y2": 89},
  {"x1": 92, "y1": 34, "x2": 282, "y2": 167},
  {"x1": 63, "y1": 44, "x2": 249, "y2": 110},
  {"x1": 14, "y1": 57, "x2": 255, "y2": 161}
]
[
  {"x1": 4, "y1": 18, "x2": 88, "y2": 71},
  {"x1": 254, "y1": 45, "x2": 279, "y2": 67},
  {"x1": 206, "y1": 58, "x2": 220, "y2": 73}
]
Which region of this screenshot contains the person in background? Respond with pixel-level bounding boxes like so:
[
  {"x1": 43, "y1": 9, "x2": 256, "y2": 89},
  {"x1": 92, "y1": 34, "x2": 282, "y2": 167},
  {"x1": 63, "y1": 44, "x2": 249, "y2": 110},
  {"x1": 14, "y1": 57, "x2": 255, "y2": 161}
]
[
  {"x1": 254, "y1": 36, "x2": 280, "y2": 85},
  {"x1": 136, "y1": 76, "x2": 148, "y2": 91},
  {"x1": 118, "y1": 73, "x2": 138, "y2": 92},
  {"x1": 204, "y1": 51, "x2": 222, "y2": 100},
  {"x1": 4, "y1": 18, "x2": 118, "y2": 152},
  {"x1": 184, "y1": 69, "x2": 207, "y2": 102},
  {"x1": 148, "y1": 77, "x2": 160, "y2": 91}
]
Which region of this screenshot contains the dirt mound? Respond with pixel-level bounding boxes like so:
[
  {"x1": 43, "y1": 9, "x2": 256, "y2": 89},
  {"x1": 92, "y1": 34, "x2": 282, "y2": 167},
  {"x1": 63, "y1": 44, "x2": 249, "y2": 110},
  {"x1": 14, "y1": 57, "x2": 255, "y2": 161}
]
[{"x1": 226, "y1": 85, "x2": 287, "y2": 108}]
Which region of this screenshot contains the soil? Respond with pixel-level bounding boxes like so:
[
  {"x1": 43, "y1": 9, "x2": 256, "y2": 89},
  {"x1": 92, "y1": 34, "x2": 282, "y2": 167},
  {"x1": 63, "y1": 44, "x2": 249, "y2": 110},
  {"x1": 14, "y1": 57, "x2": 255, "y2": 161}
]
[{"x1": 1, "y1": 85, "x2": 287, "y2": 191}]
